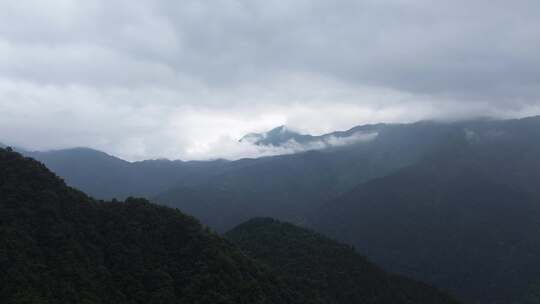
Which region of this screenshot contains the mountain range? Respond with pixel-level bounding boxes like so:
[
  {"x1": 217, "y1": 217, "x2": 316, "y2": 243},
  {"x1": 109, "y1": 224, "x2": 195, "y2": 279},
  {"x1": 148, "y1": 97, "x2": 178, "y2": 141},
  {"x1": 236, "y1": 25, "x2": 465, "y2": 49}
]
[
  {"x1": 0, "y1": 147, "x2": 458, "y2": 303},
  {"x1": 4, "y1": 116, "x2": 540, "y2": 303},
  {"x1": 315, "y1": 117, "x2": 540, "y2": 302},
  {"x1": 17, "y1": 120, "x2": 460, "y2": 229}
]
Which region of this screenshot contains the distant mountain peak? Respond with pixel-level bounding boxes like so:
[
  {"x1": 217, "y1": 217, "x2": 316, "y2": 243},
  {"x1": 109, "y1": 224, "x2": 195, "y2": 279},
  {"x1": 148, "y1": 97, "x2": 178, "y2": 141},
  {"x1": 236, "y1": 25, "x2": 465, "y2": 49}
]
[
  {"x1": 240, "y1": 123, "x2": 382, "y2": 149},
  {"x1": 268, "y1": 125, "x2": 292, "y2": 134},
  {"x1": 240, "y1": 125, "x2": 309, "y2": 146}
]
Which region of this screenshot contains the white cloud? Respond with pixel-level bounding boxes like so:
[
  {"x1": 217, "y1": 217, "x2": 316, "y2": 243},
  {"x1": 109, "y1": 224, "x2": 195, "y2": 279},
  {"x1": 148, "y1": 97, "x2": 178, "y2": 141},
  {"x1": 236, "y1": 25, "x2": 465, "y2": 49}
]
[
  {"x1": 0, "y1": 0, "x2": 539, "y2": 160},
  {"x1": 1, "y1": 72, "x2": 539, "y2": 161},
  {"x1": 324, "y1": 132, "x2": 379, "y2": 147},
  {"x1": 184, "y1": 130, "x2": 379, "y2": 161}
]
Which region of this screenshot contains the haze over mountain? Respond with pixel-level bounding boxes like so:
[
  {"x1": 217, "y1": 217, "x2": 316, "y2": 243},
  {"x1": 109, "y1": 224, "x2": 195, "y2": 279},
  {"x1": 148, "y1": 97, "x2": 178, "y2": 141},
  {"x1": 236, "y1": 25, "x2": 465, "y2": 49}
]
[
  {"x1": 10, "y1": 119, "x2": 456, "y2": 228},
  {"x1": 2, "y1": 1, "x2": 540, "y2": 303},
  {"x1": 155, "y1": 120, "x2": 464, "y2": 230},
  {"x1": 19, "y1": 147, "x2": 232, "y2": 200},
  {"x1": 240, "y1": 126, "x2": 310, "y2": 146},
  {"x1": 7, "y1": 116, "x2": 540, "y2": 303},
  {"x1": 0, "y1": 147, "x2": 459, "y2": 303},
  {"x1": 240, "y1": 125, "x2": 381, "y2": 151},
  {"x1": 2, "y1": 1, "x2": 539, "y2": 160},
  {"x1": 8, "y1": 122, "x2": 384, "y2": 200},
  {"x1": 314, "y1": 116, "x2": 540, "y2": 303}
]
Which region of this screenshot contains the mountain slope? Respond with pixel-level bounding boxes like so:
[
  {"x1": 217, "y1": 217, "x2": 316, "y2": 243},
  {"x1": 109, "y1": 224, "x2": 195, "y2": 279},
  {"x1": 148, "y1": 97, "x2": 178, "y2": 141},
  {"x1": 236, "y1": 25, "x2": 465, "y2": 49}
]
[
  {"x1": 156, "y1": 121, "x2": 466, "y2": 230},
  {"x1": 23, "y1": 147, "x2": 232, "y2": 200},
  {"x1": 11, "y1": 120, "x2": 473, "y2": 232},
  {"x1": 0, "y1": 148, "x2": 299, "y2": 303},
  {"x1": 226, "y1": 218, "x2": 459, "y2": 304},
  {"x1": 12, "y1": 116, "x2": 540, "y2": 237},
  {"x1": 314, "y1": 118, "x2": 540, "y2": 303}
]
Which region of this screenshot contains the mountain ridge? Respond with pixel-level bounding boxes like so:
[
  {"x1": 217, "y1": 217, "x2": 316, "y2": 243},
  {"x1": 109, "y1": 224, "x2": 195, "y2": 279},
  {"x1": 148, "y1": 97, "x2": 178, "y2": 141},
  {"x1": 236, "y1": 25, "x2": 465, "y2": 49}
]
[
  {"x1": 226, "y1": 218, "x2": 459, "y2": 304},
  {"x1": 239, "y1": 124, "x2": 384, "y2": 148},
  {"x1": 0, "y1": 147, "x2": 462, "y2": 303},
  {"x1": 0, "y1": 147, "x2": 301, "y2": 303},
  {"x1": 314, "y1": 119, "x2": 540, "y2": 303}
]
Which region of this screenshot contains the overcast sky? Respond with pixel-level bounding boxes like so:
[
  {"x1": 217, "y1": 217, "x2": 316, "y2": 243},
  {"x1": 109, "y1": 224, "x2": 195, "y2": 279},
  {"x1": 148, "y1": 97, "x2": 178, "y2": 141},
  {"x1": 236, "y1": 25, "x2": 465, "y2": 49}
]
[{"x1": 1, "y1": 0, "x2": 539, "y2": 160}]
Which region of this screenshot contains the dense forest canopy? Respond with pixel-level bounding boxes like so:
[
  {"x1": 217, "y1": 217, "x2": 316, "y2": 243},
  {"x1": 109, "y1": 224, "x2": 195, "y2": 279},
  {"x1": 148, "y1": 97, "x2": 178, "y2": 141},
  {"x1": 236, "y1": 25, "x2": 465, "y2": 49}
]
[
  {"x1": 4, "y1": 116, "x2": 540, "y2": 303},
  {"x1": 0, "y1": 148, "x2": 300, "y2": 303},
  {"x1": 0, "y1": 148, "x2": 461, "y2": 303},
  {"x1": 226, "y1": 218, "x2": 459, "y2": 304}
]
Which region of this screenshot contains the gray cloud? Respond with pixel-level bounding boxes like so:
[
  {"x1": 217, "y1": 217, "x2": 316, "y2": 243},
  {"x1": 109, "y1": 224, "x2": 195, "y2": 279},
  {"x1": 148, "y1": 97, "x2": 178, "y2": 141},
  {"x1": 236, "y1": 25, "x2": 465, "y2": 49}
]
[{"x1": 0, "y1": 0, "x2": 539, "y2": 160}]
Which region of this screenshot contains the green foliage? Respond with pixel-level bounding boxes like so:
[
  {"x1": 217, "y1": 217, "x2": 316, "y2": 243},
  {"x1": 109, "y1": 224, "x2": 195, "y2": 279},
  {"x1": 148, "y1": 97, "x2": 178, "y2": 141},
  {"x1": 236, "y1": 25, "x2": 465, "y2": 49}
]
[
  {"x1": 226, "y1": 218, "x2": 460, "y2": 304},
  {"x1": 525, "y1": 283, "x2": 540, "y2": 304},
  {"x1": 0, "y1": 148, "x2": 298, "y2": 304}
]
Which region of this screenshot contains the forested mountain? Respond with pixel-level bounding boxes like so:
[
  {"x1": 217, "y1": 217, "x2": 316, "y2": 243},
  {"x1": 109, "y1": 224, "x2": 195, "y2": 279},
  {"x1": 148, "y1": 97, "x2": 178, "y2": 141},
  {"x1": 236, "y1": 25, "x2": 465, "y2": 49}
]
[
  {"x1": 0, "y1": 148, "x2": 462, "y2": 304},
  {"x1": 6, "y1": 116, "x2": 540, "y2": 303},
  {"x1": 315, "y1": 116, "x2": 540, "y2": 303},
  {"x1": 0, "y1": 148, "x2": 299, "y2": 303},
  {"x1": 226, "y1": 218, "x2": 459, "y2": 304}
]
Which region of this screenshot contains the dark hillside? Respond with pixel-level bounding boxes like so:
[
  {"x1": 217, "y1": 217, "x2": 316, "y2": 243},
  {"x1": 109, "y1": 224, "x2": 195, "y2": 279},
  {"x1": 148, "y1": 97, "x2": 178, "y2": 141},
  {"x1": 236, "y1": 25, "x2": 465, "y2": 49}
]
[
  {"x1": 0, "y1": 148, "x2": 298, "y2": 304},
  {"x1": 227, "y1": 218, "x2": 460, "y2": 304},
  {"x1": 315, "y1": 118, "x2": 540, "y2": 303}
]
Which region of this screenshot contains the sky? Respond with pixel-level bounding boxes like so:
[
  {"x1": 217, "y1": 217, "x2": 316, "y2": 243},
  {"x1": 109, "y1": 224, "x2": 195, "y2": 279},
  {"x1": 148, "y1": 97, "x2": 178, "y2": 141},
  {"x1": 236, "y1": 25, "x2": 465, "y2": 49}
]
[{"x1": 1, "y1": 0, "x2": 539, "y2": 160}]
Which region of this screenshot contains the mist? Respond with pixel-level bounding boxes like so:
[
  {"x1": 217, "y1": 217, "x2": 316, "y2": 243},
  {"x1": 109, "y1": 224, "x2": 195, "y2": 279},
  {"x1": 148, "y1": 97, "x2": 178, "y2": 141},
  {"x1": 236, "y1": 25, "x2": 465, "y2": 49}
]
[{"x1": 1, "y1": 0, "x2": 539, "y2": 160}]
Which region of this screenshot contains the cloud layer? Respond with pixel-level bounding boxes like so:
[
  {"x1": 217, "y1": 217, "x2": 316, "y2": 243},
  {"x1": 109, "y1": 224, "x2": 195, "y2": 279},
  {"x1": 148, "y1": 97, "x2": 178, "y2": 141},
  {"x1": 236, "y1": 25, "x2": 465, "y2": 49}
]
[{"x1": 1, "y1": 0, "x2": 539, "y2": 160}]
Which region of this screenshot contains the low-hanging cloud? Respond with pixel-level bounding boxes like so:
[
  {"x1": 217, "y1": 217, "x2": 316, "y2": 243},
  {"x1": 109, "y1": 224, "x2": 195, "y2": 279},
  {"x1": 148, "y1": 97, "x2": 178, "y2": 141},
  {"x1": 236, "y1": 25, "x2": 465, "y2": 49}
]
[
  {"x1": 187, "y1": 131, "x2": 379, "y2": 161},
  {"x1": 0, "y1": 0, "x2": 539, "y2": 160},
  {"x1": 323, "y1": 132, "x2": 379, "y2": 147}
]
